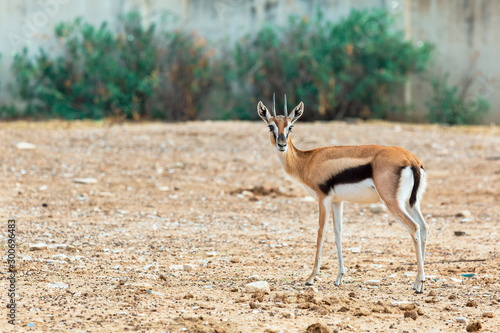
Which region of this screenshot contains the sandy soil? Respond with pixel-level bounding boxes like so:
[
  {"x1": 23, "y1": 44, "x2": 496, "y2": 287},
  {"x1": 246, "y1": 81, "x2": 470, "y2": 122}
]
[{"x1": 0, "y1": 120, "x2": 499, "y2": 332}]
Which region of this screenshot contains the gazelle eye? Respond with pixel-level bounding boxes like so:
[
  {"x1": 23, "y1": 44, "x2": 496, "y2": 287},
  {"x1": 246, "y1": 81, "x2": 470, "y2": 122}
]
[
  {"x1": 289, "y1": 126, "x2": 293, "y2": 131},
  {"x1": 268, "y1": 125, "x2": 274, "y2": 132}
]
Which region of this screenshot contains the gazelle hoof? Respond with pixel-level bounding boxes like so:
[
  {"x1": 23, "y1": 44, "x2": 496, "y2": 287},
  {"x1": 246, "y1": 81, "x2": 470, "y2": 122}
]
[{"x1": 305, "y1": 281, "x2": 314, "y2": 286}]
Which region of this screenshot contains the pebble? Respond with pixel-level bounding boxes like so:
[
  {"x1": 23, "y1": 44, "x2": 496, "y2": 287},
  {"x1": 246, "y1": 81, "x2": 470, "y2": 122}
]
[
  {"x1": 206, "y1": 251, "x2": 217, "y2": 257},
  {"x1": 428, "y1": 290, "x2": 436, "y2": 296},
  {"x1": 399, "y1": 303, "x2": 416, "y2": 311},
  {"x1": 47, "y1": 282, "x2": 69, "y2": 289},
  {"x1": 482, "y1": 311, "x2": 494, "y2": 318},
  {"x1": 466, "y1": 321, "x2": 482, "y2": 332},
  {"x1": 48, "y1": 244, "x2": 68, "y2": 250},
  {"x1": 247, "y1": 275, "x2": 260, "y2": 283},
  {"x1": 29, "y1": 243, "x2": 48, "y2": 251},
  {"x1": 355, "y1": 308, "x2": 371, "y2": 316},
  {"x1": 16, "y1": 142, "x2": 36, "y2": 150},
  {"x1": 169, "y1": 265, "x2": 184, "y2": 270},
  {"x1": 305, "y1": 286, "x2": 318, "y2": 295},
  {"x1": 456, "y1": 210, "x2": 472, "y2": 218},
  {"x1": 301, "y1": 196, "x2": 316, "y2": 202},
  {"x1": 73, "y1": 178, "x2": 98, "y2": 184},
  {"x1": 404, "y1": 310, "x2": 418, "y2": 320},
  {"x1": 244, "y1": 281, "x2": 270, "y2": 294},
  {"x1": 183, "y1": 264, "x2": 197, "y2": 271},
  {"x1": 51, "y1": 254, "x2": 68, "y2": 261},
  {"x1": 465, "y1": 300, "x2": 478, "y2": 307},
  {"x1": 365, "y1": 279, "x2": 380, "y2": 286},
  {"x1": 454, "y1": 231, "x2": 466, "y2": 236},
  {"x1": 306, "y1": 323, "x2": 329, "y2": 333},
  {"x1": 124, "y1": 282, "x2": 152, "y2": 289},
  {"x1": 349, "y1": 247, "x2": 361, "y2": 253},
  {"x1": 417, "y1": 308, "x2": 424, "y2": 316},
  {"x1": 449, "y1": 294, "x2": 457, "y2": 300},
  {"x1": 455, "y1": 317, "x2": 468, "y2": 323},
  {"x1": 249, "y1": 301, "x2": 259, "y2": 309},
  {"x1": 369, "y1": 203, "x2": 387, "y2": 213}
]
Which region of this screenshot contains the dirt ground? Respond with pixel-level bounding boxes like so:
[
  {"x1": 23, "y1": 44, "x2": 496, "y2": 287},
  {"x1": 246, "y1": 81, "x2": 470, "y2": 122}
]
[{"x1": 0, "y1": 120, "x2": 499, "y2": 332}]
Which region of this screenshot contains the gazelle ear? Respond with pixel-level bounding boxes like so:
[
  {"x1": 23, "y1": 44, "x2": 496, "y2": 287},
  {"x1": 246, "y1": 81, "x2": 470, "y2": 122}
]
[
  {"x1": 257, "y1": 101, "x2": 272, "y2": 122},
  {"x1": 288, "y1": 102, "x2": 304, "y2": 124}
]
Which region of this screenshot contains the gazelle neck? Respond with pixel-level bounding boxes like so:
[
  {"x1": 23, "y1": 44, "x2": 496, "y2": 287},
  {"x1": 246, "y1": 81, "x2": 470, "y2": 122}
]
[{"x1": 276, "y1": 136, "x2": 307, "y2": 180}]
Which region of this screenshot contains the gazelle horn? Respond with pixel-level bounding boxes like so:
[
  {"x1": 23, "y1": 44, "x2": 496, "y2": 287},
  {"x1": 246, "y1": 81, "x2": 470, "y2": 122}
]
[
  {"x1": 273, "y1": 93, "x2": 277, "y2": 118},
  {"x1": 284, "y1": 94, "x2": 287, "y2": 118}
]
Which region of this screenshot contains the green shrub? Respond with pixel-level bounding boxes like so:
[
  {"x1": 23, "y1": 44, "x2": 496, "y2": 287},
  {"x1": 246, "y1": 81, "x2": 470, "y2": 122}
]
[
  {"x1": 221, "y1": 9, "x2": 433, "y2": 121},
  {"x1": 426, "y1": 74, "x2": 490, "y2": 125},
  {"x1": 9, "y1": 12, "x2": 213, "y2": 120}
]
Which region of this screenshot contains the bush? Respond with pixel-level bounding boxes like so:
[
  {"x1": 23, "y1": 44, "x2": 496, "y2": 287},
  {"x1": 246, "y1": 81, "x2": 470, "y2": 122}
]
[
  {"x1": 9, "y1": 12, "x2": 214, "y2": 120},
  {"x1": 426, "y1": 74, "x2": 490, "y2": 125},
  {"x1": 222, "y1": 9, "x2": 433, "y2": 121}
]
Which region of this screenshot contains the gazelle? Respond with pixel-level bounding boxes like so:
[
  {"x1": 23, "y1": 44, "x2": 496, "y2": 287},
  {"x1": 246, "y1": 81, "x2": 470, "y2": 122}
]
[{"x1": 257, "y1": 95, "x2": 429, "y2": 293}]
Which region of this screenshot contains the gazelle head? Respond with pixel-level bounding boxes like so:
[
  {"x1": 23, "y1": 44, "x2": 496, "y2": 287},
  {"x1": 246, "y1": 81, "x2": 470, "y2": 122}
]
[{"x1": 257, "y1": 94, "x2": 304, "y2": 153}]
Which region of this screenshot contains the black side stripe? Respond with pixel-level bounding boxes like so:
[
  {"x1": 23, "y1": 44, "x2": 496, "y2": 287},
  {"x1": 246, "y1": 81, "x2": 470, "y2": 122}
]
[
  {"x1": 409, "y1": 166, "x2": 421, "y2": 207},
  {"x1": 319, "y1": 163, "x2": 373, "y2": 195}
]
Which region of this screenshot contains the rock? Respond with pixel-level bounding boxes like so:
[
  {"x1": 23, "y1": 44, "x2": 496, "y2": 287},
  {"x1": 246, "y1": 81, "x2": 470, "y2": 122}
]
[
  {"x1": 349, "y1": 247, "x2": 361, "y2": 253},
  {"x1": 206, "y1": 251, "x2": 217, "y2": 257},
  {"x1": 246, "y1": 275, "x2": 260, "y2": 283},
  {"x1": 390, "y1": 301, "x2": 400, "y2": 307},
  {"x1": 398, "y1": 303, "x2": 415, "y2": 311},
  {"x1": 51, "y1": 254, "x2": 68, "y2": 261},
  {"x1": 124, "y1": 282, "x2": 152, "y2": 289},
  {"x1": 457, "y1": 317, "x2": 468, "y2": 323},
  {"x1": 466, "y1": 300, "x2": 478, "y2": 307},
  {"x1": 230, "y1": 257, "x2": 240, "y2": 263},
  {"x1": 305, "y1": 286, "x2": 318, "y2": 295},
  {"x1": 369, "y1": 203, "x2": 387, "y2": 213},
  {"x1": 482, "y1": 311, "x2": 494, "y2": 318},
  {"x1": 466, "y1": 321, "x2": 482, "y2": 332},
  {"x1": 47, "y1": 282, "x2": 68, "y2": 289},
  {"x1": 417, "y1": 308, "x2": 424, "y2": 316},
  {"x1": 338, "y1": 306, "x2": 350, "y2": 312},
  {"x1": 249, "y1": 301, "x2": 259, "y2": 309},
  {"x1": 73, "y1": 178, "x2": 98, "y2": 184},
  {"x1": 306, "y1": 322, "x2": 330, "y2": 333},
  {"x1": 365, "y1": 279, "x2": 380, "y2": 286},
  {"x1": 449, "y1": 294, "x2": 457, "y2": 300},
  {"x1": 425, "y1": 297, "x2": 439, "y2": 303},
  {"x1": 229, "y1": 287, "x2": 238, "y2": 292},
  {"x1": 456, "y1": 210, "x2": 472, "y2": 218},
  {"x1": 29, "y1": 243, "x2": 48, "y2": 251},
  {"x1": 354, "y1": 308, "x2": 371, "y2": 316},
  {"x1": 16, "y1": 142, "x2": 36, "y2": 150},
  {"x1": 348, "y1": 291, "x2": 356, "y2": 298},
  {"x1": 48, "y1": 244, "x2": 68, "y2": 250},
  {"x1": 454, "y1": 231, "x2": 466, "y2": 236},
  {"x1": 404, "y1": 310, "x2": 418, "y2": 320},
  {"x1": 428, "y1": 290, "x2": 437, "y2": 296},
  {"x1": 183, "y1": 264, "x2": 197, "y2": 271},
  {"x1": 169, "y1": 265, "x2": 184, "y2": 270},
  {"x1": 244, "y1": 281, "x2": 270, "y2": 294}
]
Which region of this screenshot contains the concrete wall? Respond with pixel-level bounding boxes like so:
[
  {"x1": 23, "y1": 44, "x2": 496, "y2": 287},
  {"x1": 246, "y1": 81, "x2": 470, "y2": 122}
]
[{"x1": 0, "y1": 0, "x2": 499, "y2": 123}]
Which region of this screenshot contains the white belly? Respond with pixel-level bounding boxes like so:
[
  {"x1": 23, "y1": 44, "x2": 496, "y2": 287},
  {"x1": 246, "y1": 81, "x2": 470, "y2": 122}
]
[{"x1": 331, "y1": 178, "x2": 380, "y2": 204}]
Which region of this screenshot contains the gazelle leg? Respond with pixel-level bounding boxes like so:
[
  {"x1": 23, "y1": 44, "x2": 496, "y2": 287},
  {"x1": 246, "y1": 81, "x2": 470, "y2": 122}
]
[
  {"x1": 331, "y1": 202, "x2": 345, "y2": 286},
  {"x1": 305, "y1": 197, "x2": 331, "y2": 285},
  {"x1": 375, "y1": 168, "x2": 425, "y2": 293},
  {"x1": 408, "y1": 204, "x2": 429, "y2": 289}
]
